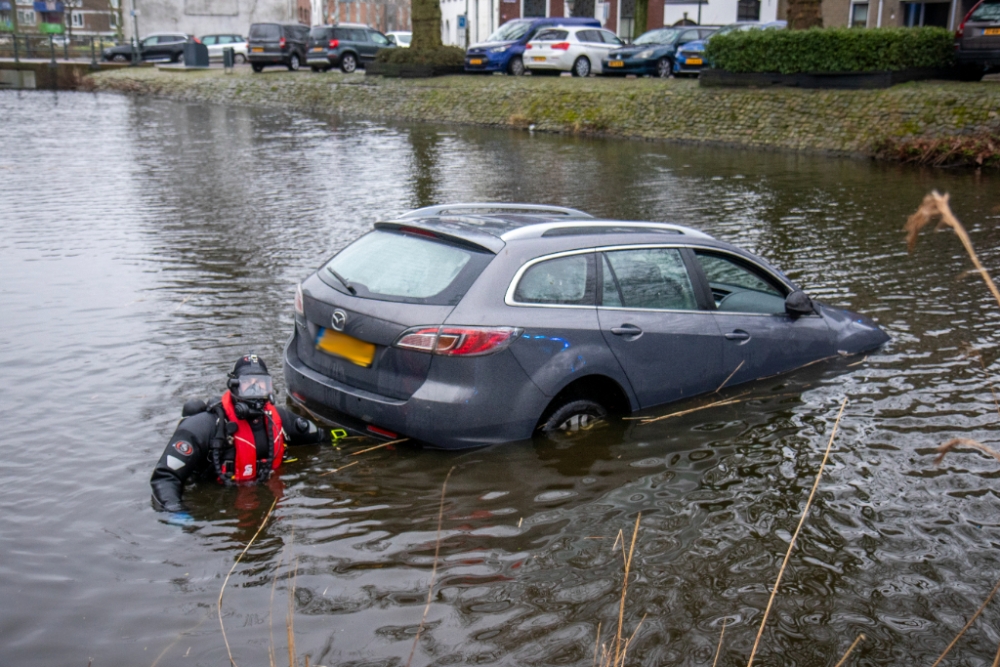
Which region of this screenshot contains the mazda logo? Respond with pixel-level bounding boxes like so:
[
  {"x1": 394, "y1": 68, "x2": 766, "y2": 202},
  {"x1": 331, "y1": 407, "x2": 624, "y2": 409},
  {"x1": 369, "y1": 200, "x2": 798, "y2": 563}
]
[{"x1": 331, "y1": 309, "x2": 347, "y2": 332}]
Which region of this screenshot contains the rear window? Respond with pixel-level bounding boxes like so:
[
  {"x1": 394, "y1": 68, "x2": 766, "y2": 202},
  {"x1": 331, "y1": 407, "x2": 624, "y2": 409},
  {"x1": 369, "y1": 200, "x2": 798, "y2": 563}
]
[
  {"x1": 970, "y1": 1, "x2": 1000, "y2": 21},
  {"x1": 321, "y1": 230, "x2": 492, "y2": 305},
  {"x1": 514, "y1": 254, "x2": 596, "y2": 305},
  {"x1": 250, "y1": 24, "x2": 280, "y2": 40},
  {"x1": 309, "y1": 26, "x2": 331, "y2": 39},
  {"x1": 534, "y1": 29, "x2": 568, "y2": 41}
]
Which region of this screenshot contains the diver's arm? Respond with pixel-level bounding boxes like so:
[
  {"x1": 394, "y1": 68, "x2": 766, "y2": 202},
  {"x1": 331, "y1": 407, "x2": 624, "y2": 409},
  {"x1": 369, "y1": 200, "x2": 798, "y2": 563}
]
[
  {"x1": 277, "y1": 407, "x2": 331, "y2": 446},
  {"x1": 150, "y1": 412, "x2": 215, "y2": 513}
]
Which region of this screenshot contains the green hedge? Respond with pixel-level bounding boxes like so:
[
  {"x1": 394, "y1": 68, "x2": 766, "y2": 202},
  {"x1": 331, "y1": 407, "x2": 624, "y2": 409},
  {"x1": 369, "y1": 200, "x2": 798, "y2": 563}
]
[
  {"x1": 375, "y1": 46, "x2": 465, "y2": 66},
  {"x1": 704, "y1": 27, "x2": 955, "y2": 74}
]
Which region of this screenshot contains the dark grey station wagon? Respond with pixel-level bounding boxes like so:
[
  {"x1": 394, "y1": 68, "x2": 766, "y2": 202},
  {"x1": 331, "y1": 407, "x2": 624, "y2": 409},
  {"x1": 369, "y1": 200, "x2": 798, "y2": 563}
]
[{"x1": 284, "y1": 204, "x2": 889, "y2": 449}]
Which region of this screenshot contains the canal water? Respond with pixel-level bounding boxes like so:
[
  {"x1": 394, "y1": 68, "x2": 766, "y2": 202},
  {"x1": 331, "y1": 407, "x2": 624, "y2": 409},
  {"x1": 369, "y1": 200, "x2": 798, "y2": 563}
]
[{"x1": 2, "y1": 89, "x2": 1000, "y2": 667}]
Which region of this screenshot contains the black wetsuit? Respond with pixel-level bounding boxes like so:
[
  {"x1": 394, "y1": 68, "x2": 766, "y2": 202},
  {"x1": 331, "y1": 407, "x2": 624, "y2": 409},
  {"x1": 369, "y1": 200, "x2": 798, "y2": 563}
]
[{"x1": 150, "y1": 403, "x2": 327, "y2": 513}]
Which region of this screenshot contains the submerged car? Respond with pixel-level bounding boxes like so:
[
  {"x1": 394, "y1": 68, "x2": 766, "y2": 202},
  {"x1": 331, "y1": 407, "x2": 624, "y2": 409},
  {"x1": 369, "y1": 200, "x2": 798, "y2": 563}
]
[
  {"x1": 284, "y1": 204, "x2": 889, "y2": 449},
  {"x1": 954, "y1": 0, "x2": 1000, "y2": 81},
  {"x1": 602, "y1": 26, "x2": 716, "y2": 77}
]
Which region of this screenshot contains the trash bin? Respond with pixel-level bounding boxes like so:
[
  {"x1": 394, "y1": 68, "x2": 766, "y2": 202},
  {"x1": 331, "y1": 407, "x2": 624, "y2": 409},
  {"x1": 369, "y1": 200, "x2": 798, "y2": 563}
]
[
  {"x1": 183, "y1": 41, "x2": 210, "y2": 68},
  {"x1": 223, "y1": 46, "x2": 234, "y2": 70}
]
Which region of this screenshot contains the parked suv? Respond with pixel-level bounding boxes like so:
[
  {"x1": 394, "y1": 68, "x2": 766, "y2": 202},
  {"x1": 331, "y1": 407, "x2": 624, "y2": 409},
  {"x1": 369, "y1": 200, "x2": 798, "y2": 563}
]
[
  {"x1": 102, "y1": 33, "x2": 195, "y2": 63},
  {"x1": 465, "y1": 17, "x2": 602, "y2": 75},
  {"x1": 955, "y1": 0, "x2": 1000, "y2": 81},
  {"x1": 284, "y1": 203, "x2": 889, "y2": 449},
  {"x1": 306, "y1": 23, "x2": 394, "y2": 73},
  {"x1": 248, "y1": 22, "x2": 310, "y2": 72}
]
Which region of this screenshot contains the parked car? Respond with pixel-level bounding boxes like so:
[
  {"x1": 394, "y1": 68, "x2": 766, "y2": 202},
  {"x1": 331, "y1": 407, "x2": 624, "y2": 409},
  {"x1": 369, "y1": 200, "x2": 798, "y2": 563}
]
[
  {"x1": 102, "y1": 33, "x2": 195, "y2": 63},
  {"x1": 283, "y1": 203, "x2": 889, "y2": 450},
  {"x1": 674, "y1": 21, "x2": 786, "y2": 76},
  {"x1": 602, "y1": 26, "x2": 717, "y2": 77},
  {"x1": 306, "y1": 23, "x2": 394, "y2": 73},
  {"x1": 248, "y1": 22, "x2": 310, "y2": 72},
  {"x1": 465, "y1": 17, "x2": 602, "y2": 75},
  {"x1": 386, "y1": 31, "x2": 412, "y2": 47},
  {"x1": 200, "y1": 34, "x2": 248, "y2": 64},
  {"x1": 524, "y1": 26, "x2": 624, "y2": 77},
  {"x1": 954, "y1": 0, "x2": 1000, "y2": 81}
]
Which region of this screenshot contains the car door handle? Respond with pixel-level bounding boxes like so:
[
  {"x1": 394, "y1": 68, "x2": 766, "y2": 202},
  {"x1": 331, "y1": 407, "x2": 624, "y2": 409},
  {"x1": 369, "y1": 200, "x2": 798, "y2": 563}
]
[
  {"x1": 725, "y1": 330, "x2": 751, "y2": 341},
  {"x1": 611, "y1": 324, "x2": 642, "y2": 336}
]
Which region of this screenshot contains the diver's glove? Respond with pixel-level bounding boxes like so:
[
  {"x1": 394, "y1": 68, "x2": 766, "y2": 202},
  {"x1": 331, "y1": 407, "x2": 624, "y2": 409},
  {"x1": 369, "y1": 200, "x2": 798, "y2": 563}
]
[{"x1": 166, "y1": 512, "x2": 195, "y2": 527}]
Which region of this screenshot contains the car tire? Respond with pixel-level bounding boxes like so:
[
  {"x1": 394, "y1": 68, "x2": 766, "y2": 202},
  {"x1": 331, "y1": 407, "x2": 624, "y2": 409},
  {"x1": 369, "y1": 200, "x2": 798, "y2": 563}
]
[
  {"x1": 112, "y1": 53, "x2": 129, "y2": 63},
  {"x1": 235, "y1": 53, "x2": 246, "y2": 64},
  {"x1": 508, "y1": 55, "x2": 525, "y2": 76},
  {"x1": 311, "y1": 65, "x2": 322, "y2": 72},
  {"x1": 956, "y1": 64, "x2": 985, "y2": 82},
  {"x1": 172, "y1": 51, "x2": 182, "y2": 63},
  {"x1": 540, "y1": 399, "x2": 608, "y2": 437},
  {"x1": 656, "y1": 57, "x2": 672, "y2": 78},
  {"x1": 251, "y1": 63, "x2": 264, "y2": 73},
  {"x1": 341, "y1": 53, "x2": 357, "y2": 73},
  {"x1": 288, "y1": 53, "x2": 301, "y2": 71},
  {"x1": 572, "y1": 56, "x2": 591, "y2": 77}
]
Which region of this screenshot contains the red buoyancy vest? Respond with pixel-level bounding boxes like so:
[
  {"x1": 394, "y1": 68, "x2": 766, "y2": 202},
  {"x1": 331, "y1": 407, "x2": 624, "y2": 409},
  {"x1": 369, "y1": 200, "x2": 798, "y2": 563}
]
[{"x1": 220, "y1": 390, "x2": 285, "y2": 483}]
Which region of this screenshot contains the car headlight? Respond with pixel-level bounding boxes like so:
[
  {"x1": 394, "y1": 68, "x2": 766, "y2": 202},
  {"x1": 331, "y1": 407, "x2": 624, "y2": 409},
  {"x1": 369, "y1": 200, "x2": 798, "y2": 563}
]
[
  {"x1": 636, "y1": 49, "x2": 655, "y2": 59},
  {"x1": 489, "y1": 45, "x2": 508, "y2": 53}
]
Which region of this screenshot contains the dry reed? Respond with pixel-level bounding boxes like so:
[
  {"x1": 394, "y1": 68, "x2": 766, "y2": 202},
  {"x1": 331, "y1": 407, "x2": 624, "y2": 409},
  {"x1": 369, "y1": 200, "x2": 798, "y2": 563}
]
[
  {"x1": 591, "y1": 514, "x2": 645, "y2": 667},
  {"x1": 405, "y1": 467, "x2": 456, "y2": 667},
  {"x1": 715, "y1": 361, "x2": 745, "y2": 394},
  {"x1": 350, "y1": 438, "x2": 409, "y2": 456},
  {"x1": 317, "y1": 460, "x2": 359, "y2": 477},
  {"x1": 287, "y1": 558, "x2": 299, "y2": 667},
  {"x1": 219, "y1": 497, "x2": 279, "y2": 667},
  {"x1": 934, "y1": 438, "x2": 1000, "y2": 466},
  {"x1": 832, "y1": 634, "x2": 865, "y2": 667},
  {"x1": 746, "y1": 397, "x2": 847, "y2": 667},
  {"x1": 929, "y1": 575, "x2": 1000, "y2": 667},
  {"x1": 711, "y1": 619, "x2": 726, "y2": 667}
]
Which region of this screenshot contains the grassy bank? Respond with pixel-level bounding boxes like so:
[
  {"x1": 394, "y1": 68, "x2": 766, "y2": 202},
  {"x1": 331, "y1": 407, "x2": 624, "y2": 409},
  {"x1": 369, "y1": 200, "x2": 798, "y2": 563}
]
[{"x1": 84, "y1": 67, "x2": 1000, "y2": 165}]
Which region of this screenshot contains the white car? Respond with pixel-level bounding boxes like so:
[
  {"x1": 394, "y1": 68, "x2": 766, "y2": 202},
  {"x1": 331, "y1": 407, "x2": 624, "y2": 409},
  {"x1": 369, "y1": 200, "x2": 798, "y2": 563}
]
[
  {"x1": 386, "y1": 31, "x2": 411, "y2": 47},
  {"x1": 200, "y1": 34, "x2": 248, "y2": 63},
  {"x1": 524, "y1": 26, "x2": 624, "y2": 77}
]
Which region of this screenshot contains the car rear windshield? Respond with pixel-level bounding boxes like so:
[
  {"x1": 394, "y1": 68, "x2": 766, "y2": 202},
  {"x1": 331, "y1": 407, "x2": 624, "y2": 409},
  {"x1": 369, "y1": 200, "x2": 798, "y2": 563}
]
[
  {"x1": 309, "y1": 26, "x2": 331, "y2": 39},
  {"x1": 250, "y1": 24, "x2": 280, "y2": 40},
  {"x1": 321, "y1": 230, "x2": 493, "y2": 305},
  {"x1": 971, "y1": 1, "x2": 1000, "y2": 21},
  {"x1": 533, "y1": 29, "x2": 569, "y2": 41}
]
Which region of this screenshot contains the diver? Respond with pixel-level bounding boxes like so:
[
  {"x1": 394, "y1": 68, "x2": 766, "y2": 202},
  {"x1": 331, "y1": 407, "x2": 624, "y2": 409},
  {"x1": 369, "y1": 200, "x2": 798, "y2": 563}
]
[{"x1": 150, "y1": 354, "x2": 331, "y2": 525}]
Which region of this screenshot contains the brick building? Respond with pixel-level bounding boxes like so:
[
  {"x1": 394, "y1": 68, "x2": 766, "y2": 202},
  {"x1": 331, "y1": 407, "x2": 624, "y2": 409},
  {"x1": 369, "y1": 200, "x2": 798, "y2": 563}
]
[{"x1": 324, "y1": 0, "x2": 410, "y2": 32}]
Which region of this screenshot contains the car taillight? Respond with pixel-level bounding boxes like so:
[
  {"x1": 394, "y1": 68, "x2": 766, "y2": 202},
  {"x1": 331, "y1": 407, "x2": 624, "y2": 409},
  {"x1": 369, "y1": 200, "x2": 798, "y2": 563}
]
[
  {"x1": 294, "y1": 283, "x2": 304, "y2": 316},
  {"x1": 193, "y1": 37, "x2": 202, "y2": 44},
  {"x1": 956, "y1": 0, "x2": 983, "y2": 38},
  {"x1": 526, "y1": 44, "x2": 533, "y2": 49},
  {"x1": 279, "y1": 36, "x2": 287, "y2": 49},
  {"x1": 329, "y1": 39, "x2": 339, "y2": 48},
  {"x1": 552, "y1": 42, "x2": 570, "y2": 51},
  {"x1": 394, "y1": 326, "x2": 522, "y2": 357}
]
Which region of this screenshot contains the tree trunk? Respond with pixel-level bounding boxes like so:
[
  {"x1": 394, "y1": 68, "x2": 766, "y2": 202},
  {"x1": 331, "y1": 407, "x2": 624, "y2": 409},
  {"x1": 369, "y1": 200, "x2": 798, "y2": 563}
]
[
  {"x1": 410, "y1": 0, "x2": 442, "y2": 49},
  {"x1": 785, "y1": 0, "x2": 823, "y2": 28},
  {"x1": 634, "y1": 0, "x2": 648, "y2": 37}
]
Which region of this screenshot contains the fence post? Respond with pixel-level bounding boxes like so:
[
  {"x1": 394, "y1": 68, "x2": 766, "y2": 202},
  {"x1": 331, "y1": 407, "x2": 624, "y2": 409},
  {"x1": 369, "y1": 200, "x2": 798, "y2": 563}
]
[
  {"x1": 90, "y1": 35, "x2": 97, "y2": 67},
  {"x1": 26, "y1": 34, "x2": 32, "y2": 58},
  {"x1": 13, "y1": 32, "x2": 19, "y2": 62},
  {"x1": 49, "y1": 33, "x2": 56, "y2": 66},
  {"x1": 63, "y1": 34, "x2": 69, "y2": 60}
]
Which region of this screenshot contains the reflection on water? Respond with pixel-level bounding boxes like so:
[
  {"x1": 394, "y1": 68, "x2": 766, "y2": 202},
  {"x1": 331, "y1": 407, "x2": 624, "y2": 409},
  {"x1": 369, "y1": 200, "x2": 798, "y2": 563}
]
[{"x1": 2, "y1": 89, "x2": 1000, "y2": 666}]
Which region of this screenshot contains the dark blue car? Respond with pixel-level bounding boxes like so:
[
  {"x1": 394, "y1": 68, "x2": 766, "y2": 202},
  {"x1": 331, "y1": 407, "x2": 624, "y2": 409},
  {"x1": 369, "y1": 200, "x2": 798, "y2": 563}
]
[
  {"x1": 674, "y1": 21, "x2": 787, "y2": 76},
  {"x1": 284, "y1": 203, "x2": 890, "y2": 449},
  {"x1": 465, "y1": 17, "x2": 601, "y2": 75},
  {"x1": 602, "y1": 26, "x2": 716, "y2": 77}
]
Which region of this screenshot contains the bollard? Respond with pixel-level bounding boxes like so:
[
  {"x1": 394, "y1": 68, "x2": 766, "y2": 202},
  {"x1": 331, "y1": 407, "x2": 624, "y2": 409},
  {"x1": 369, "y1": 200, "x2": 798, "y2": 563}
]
[
  {"x1": 90, "y1": 35, "x2": 98, "y2": 68},
  {"x1": 26, "y1": 34, "x2": 32, "y2": 59},
  {"x1": 13, "y1": 32, "x2": 19, "y2": 63},
  {"x1": 222, "y1": 46, "x2": 234, "y2": 72},
  {"x1": 63, "y1": 35, "x2": 69, "y2": 60},
  {"x1": 48, "y1": 34, "x2": 56, "y2": 67}
]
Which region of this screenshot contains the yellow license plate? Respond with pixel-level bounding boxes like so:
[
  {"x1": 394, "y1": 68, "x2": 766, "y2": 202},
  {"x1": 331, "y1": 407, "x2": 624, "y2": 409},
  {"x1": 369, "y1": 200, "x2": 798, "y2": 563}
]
[
  {"x1": 986, "y1": 28, "x2": 1000, "y2": 35},
  {"x1": 532, "y1": 56, "x2": 546, "y2": 61},
  {"x1": 311, "y1": 46, "x2": 323, "y2": 51},
  {"x1": 687, "y1": 57, "x2": 703, "y2": 65},
  {"x1": 316, "y1": 328, "x2": 376, "y2": 368},
  {"x1": 609, "y1": 60, "x2": 624, "y2": 67},
  {"x1": 469, "y1": 58, "x2": 483, "y2": 65},
  {"x1": 252, "y1": 47, "x2": 264, "y2": 52}
]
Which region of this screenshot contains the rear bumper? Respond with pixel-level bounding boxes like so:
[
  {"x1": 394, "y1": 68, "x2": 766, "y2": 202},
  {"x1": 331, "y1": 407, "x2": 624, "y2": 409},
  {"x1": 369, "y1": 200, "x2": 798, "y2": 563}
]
[
  {"x1": 248, "y1": 53, "x2": 289, "y2": 64},
  {"x1": 601, "y1": 60, "x2": 656, "y2": 76},
  {"x1": 283, "y1": 331, "x2": 547, "y2": 449},
  {"x1": 955, "y1": 48, "x2": 1000, "y2": 67}
]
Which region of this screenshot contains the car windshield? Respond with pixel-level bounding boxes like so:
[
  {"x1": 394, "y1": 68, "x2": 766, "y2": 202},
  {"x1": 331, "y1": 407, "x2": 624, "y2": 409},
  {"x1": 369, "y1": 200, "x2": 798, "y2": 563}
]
[
  {"x1": 633, "y1": 28, "x2": 680, "y2": 44},
  {"x1": 714, "y1": 23, "x2": 751, "y2": 36},
  {"x1": 485, "y1": 21, "x2": 532, "y2": 42},
  {"x1": 250, "y1": 24, "x2": 280, "y2": 40},
  {"x1": 323, "y1": 230, "x2": 489, "y2": 304},
  {"x1": 970, "y1": 1, "x2": 1000, "y2": 20}
]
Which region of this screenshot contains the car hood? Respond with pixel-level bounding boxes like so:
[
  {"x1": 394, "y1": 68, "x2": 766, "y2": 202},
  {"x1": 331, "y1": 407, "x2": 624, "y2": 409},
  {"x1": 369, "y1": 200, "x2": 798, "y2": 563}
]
[{"x1": 467, "y1": 40, "x2": 516, "y2": 51}]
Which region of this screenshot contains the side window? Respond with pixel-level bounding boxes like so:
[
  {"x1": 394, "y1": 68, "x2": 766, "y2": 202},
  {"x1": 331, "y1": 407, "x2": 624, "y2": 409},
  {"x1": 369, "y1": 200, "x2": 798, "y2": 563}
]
[
  {"x1": 350, "y1": 29, "x2": 368, "y2": 42},
  {"x1": 694, "y1": 251, "x2": 787, "y2": 314},
  {"x1": 603, "y1": 248, "x2": 697, "y2": 310},
  {"x1": 332, "y1": 28, "x2": 349, "y2": 40},
  {"x1": 142, "y1": 36, "x2": 158, "y2": 46},
  {"x1": 600, "y1": 30, "x2": 623, "y2": 45},
  {"x1": 202, "y1": 35, "x2": 217, "y2": 45},
  {"x1": 514, "y1": 254, "x2": 596, "y2": 305},
  {"x1": 370, "y1": 31, "x2": 390, "y2": 45},
  {"x1": 601, "y1": 255, "x2": 622, "y2": 307}
]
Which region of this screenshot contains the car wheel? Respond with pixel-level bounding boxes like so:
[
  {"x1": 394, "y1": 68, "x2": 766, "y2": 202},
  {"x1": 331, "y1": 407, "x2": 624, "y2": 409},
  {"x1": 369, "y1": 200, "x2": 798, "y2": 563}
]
[
  {"x1": 341, "y1": 53, "x2": 357, "y2": 73},
  {"x1": 508, "y1": 55, "x2": 525, "y2": 76},
  {"x1": 288, "y1": 53, "x2": 301, "y2": 71},
  {"x1": 956, "y1": 65, "x2": 985, "y2": 82},
  {"x1": 656, "y1": 57, "x2": 672, "y2": 78},
  {"x1": 235, "y1": 53, "x2": 246, "y2": 64},
  {"x1": 311, "y1": 66, "x2": 322, "y2": 72},
  {"x1": 540, "y1": 399, "x2": 608, "y2": 437},
  {"x1": 251, "y1": 63, "x2": 264, "y2": 73},
  {"x1": 172, "y1": 51, "x2": 182, "y2": 63},
  {"x1": 112, "y1": 53, "x2": 129, "y2": 63},
  {"x1": 572, "y1": 56, "x2": 591, "y2": 77}
]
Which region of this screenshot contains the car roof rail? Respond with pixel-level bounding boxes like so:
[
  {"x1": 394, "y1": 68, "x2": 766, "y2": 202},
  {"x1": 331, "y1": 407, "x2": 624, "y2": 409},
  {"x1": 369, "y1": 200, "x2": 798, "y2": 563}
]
[
  {"x1": 396, "y1": 203, "x2": 594, "y2": 219},
  {"x1": 502, "y1": 220, "x2": 714, "y2": 240}
]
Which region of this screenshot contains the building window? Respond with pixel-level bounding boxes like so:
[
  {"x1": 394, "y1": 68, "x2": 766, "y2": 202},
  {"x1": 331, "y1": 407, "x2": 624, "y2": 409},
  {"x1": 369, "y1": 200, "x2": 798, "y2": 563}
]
[
  {"x1": 851, "y1": 2, "x2": 868, "y2": 25},
  {"x1": 69, "y1": 11, "x2": 84, "y2": 26},
  {"x1": 901, "y1": 1, "x2": 950, "y2": 26},
  {"x1": 17, "y1": 8, "x2": 35, "y2": 23},
  {"x1": 109, "y1": 10, "x2": 117, "y2": 25},
  {"x1": 109, "y1": 0, "x2": 119, "y2": 8},
  {"x1": 737, "y1": 0, "x2": 760, "y2": 20},
  {"x1": 523, "y1": 0, "x2": 545, "y2": 17}
]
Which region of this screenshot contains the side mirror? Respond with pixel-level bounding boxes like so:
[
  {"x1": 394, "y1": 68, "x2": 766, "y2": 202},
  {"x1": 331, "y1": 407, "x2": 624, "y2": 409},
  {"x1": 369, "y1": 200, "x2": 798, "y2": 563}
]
[{"x1": 785, "y1": 290, "x2": 814, "y2": 316}]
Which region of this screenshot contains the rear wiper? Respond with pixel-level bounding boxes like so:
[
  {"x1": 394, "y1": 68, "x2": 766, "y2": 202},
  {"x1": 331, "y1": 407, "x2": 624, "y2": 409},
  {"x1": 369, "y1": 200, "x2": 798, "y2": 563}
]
[{"x1": 327, "y1": 268, "x2": 357, "y2": 295}]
